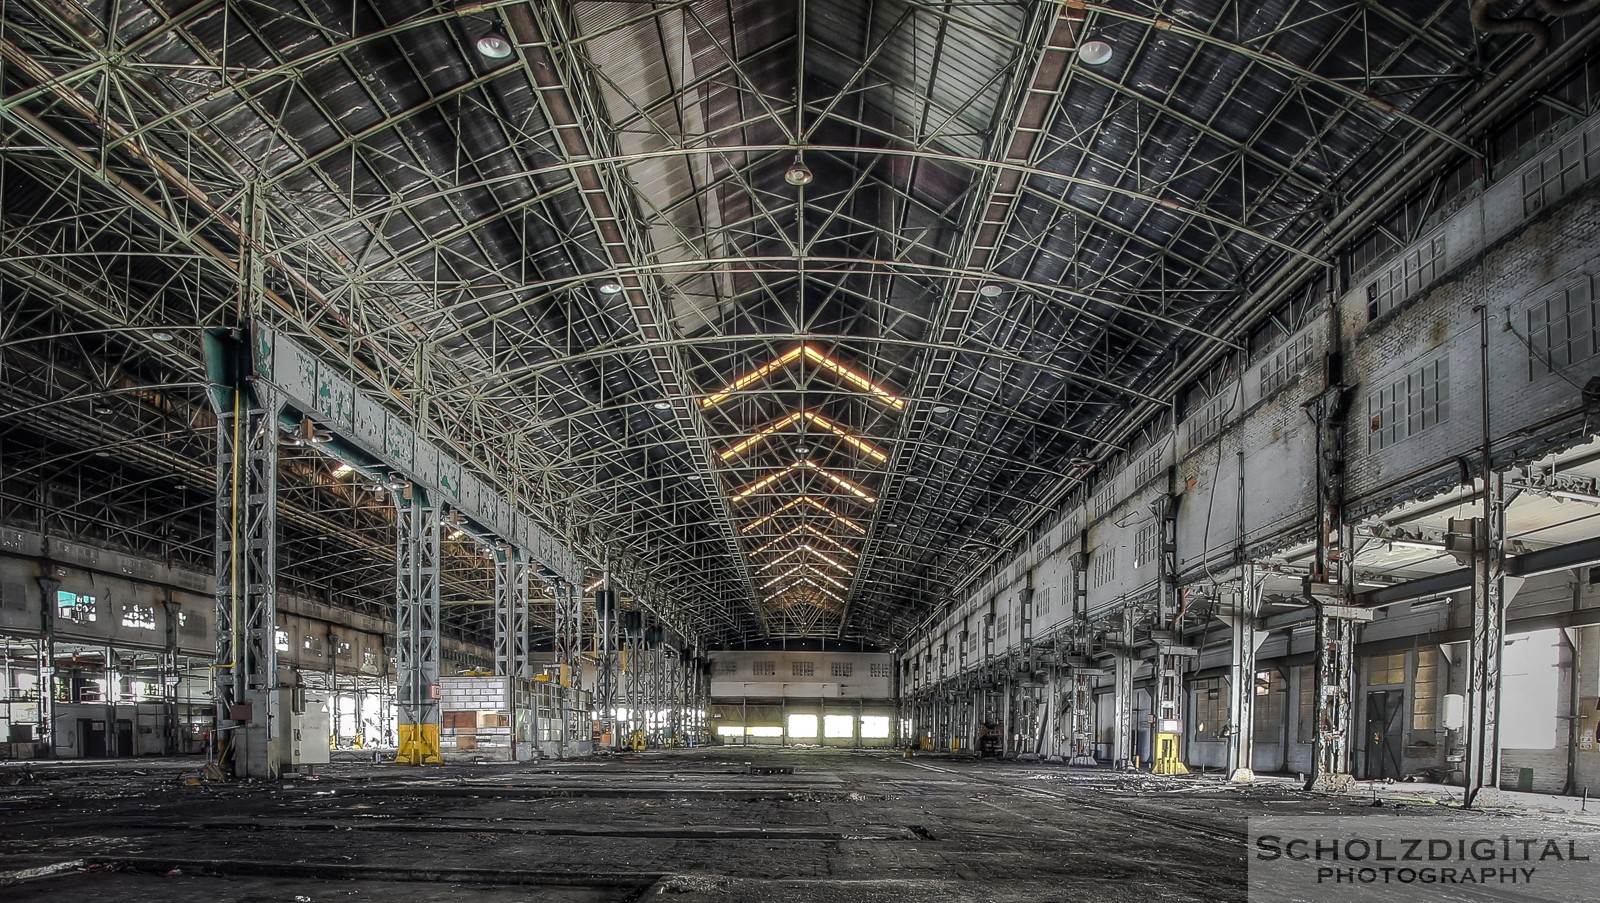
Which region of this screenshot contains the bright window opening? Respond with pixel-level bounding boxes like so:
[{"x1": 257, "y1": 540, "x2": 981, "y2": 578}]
[
  {"x1": 1502, "y1": 630, "x2": 1561, "y2": 749},
  {"x1": 860, "y1": 716, "x2": 891, "y2": 739},
  {"x1": 824, "y1": 715, "x2": 854, "y2": 738},
  {"x1": 787, "y1": 713, "x2": 818, "y2": 738},
  {"x1": 746, "y1": 726, "x2": 783, "y2": 738},
  {"x1": 716, "y1": 724, "x2": 744, "y2": 737}
]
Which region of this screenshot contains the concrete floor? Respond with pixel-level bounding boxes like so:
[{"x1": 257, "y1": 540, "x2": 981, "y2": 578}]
[{"x1": 3, "y1": 749, "x2": 1596, "y2": 902}]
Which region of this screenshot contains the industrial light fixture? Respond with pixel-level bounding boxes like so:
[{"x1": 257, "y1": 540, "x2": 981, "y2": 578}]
[
  {"x1": 979, "y1": 284, "x2": 1003, "y2": 298},
  {"x1": 795, "y1": 445, "x2": 812, "y2": 455},
  {"x1": 295, "y1": 416, "x2": 330, "y2": 446},
  {"x1": 475, "y1": 29, "x2": 514, "y2": 59},
  {"x1": 1078, "y1": 39, "x2": 1113, "y2": 66},
  {"x1": 597, "y1": 279, "x2": 624, "y2": 295},
  {"x1": 92, "y1": 403, "x2": 115, "y2": 415},
  {"x1": 1541, "y1": 488, "x2": 1600, "y2": 505},
  {"x1": 932, "y1": 404, "x2": 951, "y2": 415},
  {"x1": 332, "y1": 463, "x2": 354, "y2": 477},
  {"x1": 784, "y1": 155, "x2": 814, "y2": 186},
  {"x1": 1389, "y1": 538, "x2": 1446, "y2": 552},
  {"x1": 150, "y1": 330, "x2": 175, "y2": 342},
  {"x1": 653, "y1": 400, "x2": 672, "y2": 410},
  {"x1": 94, "y1": 450, "x2": 112, "y2": 458}
]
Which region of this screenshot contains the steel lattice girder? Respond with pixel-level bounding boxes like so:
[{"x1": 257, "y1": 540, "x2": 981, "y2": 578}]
[{"x1": 0, "y1": 0, "x2": 1581, "y2": 647}]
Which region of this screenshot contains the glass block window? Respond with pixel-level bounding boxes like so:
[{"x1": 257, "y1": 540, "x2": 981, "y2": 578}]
[
  {"x1": 1367, "y1": 357, "x2": 1449, "y2": 452},
  {"x1": 715, "y1": 659, "x2": 738, "y2": 675},
  {"x1": 1134, "y1": 449, "x2": 1163, "y2": 486},
  {"x1": 869, "y1": 663, "x2": 891, "y2": 679},
  {"x1": 1528, "y1": 276, "x2": 1598, "y2": 379},
  {"x1": 830, "y1": 661, "x2": 854, "y2": 678},
  {"x1": 752, "y1": 660, "x2": 775, "y2": 677},
  {"x1": 1367, "y1": 651, "x2": 1406, "y2": 686},
  {"x1": 1134, "y1": 521, "x2": 1160, "y2": 569},
  {"x1": 1253, "y1": 670, "x2": 1284, "y2": 736},
  {"x1": 1366, "y1": 234, "x2": 1445, "y2": 321},
  {"x1": 1298, "y1": 665, "x2": 1316, "y2": 743},
  {"x1": 1192, "y1": 677, "x2": 1229, "y2": 737},
  {"x1": 1522, "y1": 134, "x2": 1591, "y2": 216},
  {"x1": 121, "y1": 603, "x2": 156, "y2": 630},
  {"x1": 1035, "y1": 586, "x2": 1050, "y2": 615},
  {"x1": 1092, "y1": 550, "x2": 1116, "y2": 588},
  {"x1": 56, "y1": 591, "x2": 97, "y2": 624},
  {"x1": 1259, "y1": 331, "x2": 1316, "y2": 397},
  {"x1": 1092, "y1": 484, "x2": 1115, "y2": 519},
  {"x1": 1186, "y1": 390, "x2": 1230, "y2": 448},
  {"x1": 1412, "y1": 648, "x2": 1440, "y2": 732},
  {"x1": 792, "y1": 660, "x2": 815, "y2": 677}
]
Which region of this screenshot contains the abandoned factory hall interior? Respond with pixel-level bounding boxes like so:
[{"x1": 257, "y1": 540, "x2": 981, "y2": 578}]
[{"x1": 5, "y1": 0, "x2": 1600, "y2": 900}]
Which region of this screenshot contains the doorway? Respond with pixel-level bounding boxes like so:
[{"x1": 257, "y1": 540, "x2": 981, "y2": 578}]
[
  {"x1": 78, "y1": 718, "x2": 106, "y2": 758},
  {"x1": 1364, "y1": 690, "x2": 1404, "y2": 780}
]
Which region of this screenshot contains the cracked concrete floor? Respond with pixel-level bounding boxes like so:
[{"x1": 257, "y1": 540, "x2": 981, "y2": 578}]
[{"x1": 3, "y1": 748, "x2": 1593, "y2": 902}]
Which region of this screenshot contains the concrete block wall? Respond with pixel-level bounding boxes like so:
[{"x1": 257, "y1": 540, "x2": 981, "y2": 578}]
[
  {"x1": 708, "y1": 651, "x2": 894, "y2": 700},
  {"x1": 439, "y1": 675, "x2": 512, "y2": 758}
]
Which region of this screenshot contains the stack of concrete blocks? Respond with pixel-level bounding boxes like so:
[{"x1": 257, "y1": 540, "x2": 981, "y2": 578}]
[{"x1": 438, "y1": 675, "x2": 512, "y2": 761}]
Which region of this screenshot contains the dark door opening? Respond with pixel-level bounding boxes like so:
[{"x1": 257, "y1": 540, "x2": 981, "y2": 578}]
[
  {"x1": 1365, "y1": 690, "x2": 1404, "y2": 781},
  {"x1": 79, "y1": 718, "x2": 106, "y2": 758}
]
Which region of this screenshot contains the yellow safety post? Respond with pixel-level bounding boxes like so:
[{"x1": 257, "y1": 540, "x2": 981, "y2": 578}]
[
  {"x1": 1152, "y1": 730, "x2": 1188, "y2": 775},
  {"x1": 396, "y1": 723, "x2": 441, "y2": 765}
]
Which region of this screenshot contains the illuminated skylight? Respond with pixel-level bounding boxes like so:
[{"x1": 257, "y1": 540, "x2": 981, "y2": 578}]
[
  {"x1": 768, "y1": 575, "x2": 849, "y2": 604},
  {"x1": 717, "y1": 410, "x2": 886, "y2": 463},
  {"x1": 701, "y1": 344, "x2": 904, "y2": 410},
  {"x1": 796, "y1": 524, "x2": 859, "y2": 556},
  {"x1": 739, "y1": 495, "x2": 866, "y2": 535},
  {"x1": 730, "y1": 464, "x2": 799, "y2": 502},
  {"x1": 761, "y1": 563, "x2": 849, "y2": 592},
  {"x1": 758, "y1": 544, "x2": 851, "y2": 574},
  {"x1": 800, "y1": 345, "x2": 904, "y2": 410},
  {"x1": 701, "y1": 346, "x2": 805, "y2": 408},
  {"x1": 718, "y1": 412, "x2": 805, "y2": 461},
  {"x1": 799, "y1": 460, "x2": 876, "y2": 502}
]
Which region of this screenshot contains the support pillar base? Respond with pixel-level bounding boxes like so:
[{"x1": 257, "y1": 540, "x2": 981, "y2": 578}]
[
  {"x1": 1228, "y1": 767, "x2": 1256, "y2": 783},
  {"x1": 1464, "y1": 786, "x2": 1506, "y2": 809},
  {"x1": 1308, "y1": 772, "x2": 1355, "y2": 793},
  {"x1": 395, "y1": 723, "x2": 441, "y2": 766}
]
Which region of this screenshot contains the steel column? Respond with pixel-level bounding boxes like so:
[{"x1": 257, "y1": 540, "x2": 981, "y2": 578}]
[
  {"x1": 1111, "y1": 607, "x2": 1137, "y2": 768},
  {"x1": 393, "y1": 486, "x2": 442, "y2": 765},
  {"x1": 555, "y1": 581, "x2": 583, "y2": 690},
  {"x1": 213, "y1": 381, "x2": 282, "y2": 778},
  {"x1": 1226, "y1": 570, "x2": 1267, "y2": 782},
  {"x1": 1464, "y1": 473, "x2": 1518, "y2": 806},
  {"x1": 35, "y1": 573, "x2": 57, "y2": 757}
]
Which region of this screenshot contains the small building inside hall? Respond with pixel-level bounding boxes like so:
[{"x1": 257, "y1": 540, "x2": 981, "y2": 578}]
[{"x1": 2, "y1": 0, "x2": 1599, "y2": 900}]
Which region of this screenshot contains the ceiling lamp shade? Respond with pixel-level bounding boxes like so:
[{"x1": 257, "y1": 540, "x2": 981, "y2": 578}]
[
  {"x1": 1078, "y1": 39, "x2": 1113, "y2": 66},
  {"x1": 476, "y1": 29, "x2": 514, "y2": 59},
  {"x1": 784, "y1": 158, "x2": 814, "y2": 186},
  {"x1": 597, "y1": 279, "x2": 624, "y2": 294}
]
